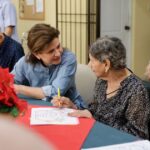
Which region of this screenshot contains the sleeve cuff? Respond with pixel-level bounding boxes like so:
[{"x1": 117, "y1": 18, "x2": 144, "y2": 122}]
[{"x1": 42, "y1": 86, "x2": 52, "y2": 97}]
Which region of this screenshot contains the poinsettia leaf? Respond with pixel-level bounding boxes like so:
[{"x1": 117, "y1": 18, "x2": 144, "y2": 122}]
[
  {"x1": 10, "y1": 106, "x2": 19, "y2": 117},
  {"x1": 0, "y1": 67, "x2": 27, "y2": 117},
  {"x1": 0, "y1": 105, "x2": 11, "y2": 113}
]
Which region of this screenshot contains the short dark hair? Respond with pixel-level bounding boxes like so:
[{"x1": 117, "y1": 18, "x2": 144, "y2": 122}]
[
  {"x1": 89, "y1": 36, "x2": 126, "y2": 70},
  {"x1": 26, "y1": 23, "x2": 60, "y2": 64}
]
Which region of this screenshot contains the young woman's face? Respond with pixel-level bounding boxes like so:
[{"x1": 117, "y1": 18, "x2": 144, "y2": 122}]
[
  {"x1": 89, "y1": 54, "x2": 106, "y2": 78},
  {"x1": 35, "y1": 38, "x2": 63, "y2": 66}
]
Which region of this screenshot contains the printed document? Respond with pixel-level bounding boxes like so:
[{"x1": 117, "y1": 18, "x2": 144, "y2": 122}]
[{"x1": 30, "y1": 107, "x2": 79, "y2": 125}]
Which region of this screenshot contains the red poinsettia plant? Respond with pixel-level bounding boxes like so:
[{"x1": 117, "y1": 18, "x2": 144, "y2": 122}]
[{"x1": 0, "y1": 67, "x2": 27, "y2": 117}]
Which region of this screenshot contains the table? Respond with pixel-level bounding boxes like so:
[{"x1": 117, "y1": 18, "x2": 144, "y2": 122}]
[{"x1": 19, "y1": 95, "x2": 139, "y2": 149}]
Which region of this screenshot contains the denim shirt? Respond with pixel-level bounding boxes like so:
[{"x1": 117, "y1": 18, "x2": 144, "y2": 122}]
[{"x1": 11, "y1": 50, "x2": 85, "y2": 109}]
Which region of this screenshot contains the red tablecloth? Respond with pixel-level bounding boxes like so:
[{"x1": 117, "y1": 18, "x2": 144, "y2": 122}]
[{"x1": 16, "y1": 105, "x2": 95, "y2": 150}]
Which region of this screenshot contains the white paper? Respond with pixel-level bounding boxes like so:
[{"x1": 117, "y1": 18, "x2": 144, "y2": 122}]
[
  {"x1": 26, "y1": 0, "x2": 34, "y2": 5},
  {"x1": 36, "y1": 0, "x2": 43, "y2": 13},
  {"x1": 30, "y1": 107, "x2": 79, "y2": 125},
  {"x1": 82, "y1": 140, "x2": 150, "y2": 150}
]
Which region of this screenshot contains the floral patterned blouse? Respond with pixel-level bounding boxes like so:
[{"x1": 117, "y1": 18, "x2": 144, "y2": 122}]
[{"x1": 88, "y1": 74, "x2": 150, "y2": 139}]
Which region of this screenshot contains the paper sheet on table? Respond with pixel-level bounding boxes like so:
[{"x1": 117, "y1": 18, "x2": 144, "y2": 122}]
[
  {"x1": 30, "y1": 107, "x2": 79, "y2": 125},
  {"x1": 82, "y1": 140, "x2": 150, "y2": 150}
]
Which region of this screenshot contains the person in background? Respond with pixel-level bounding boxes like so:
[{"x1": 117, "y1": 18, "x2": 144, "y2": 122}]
[
  {"x1": 0, "y1": 32, "x2": 24, "y2": 71},
  {"x1": 11, "y1": 23, "x2": 85, "y2": 109},
  {"x1": 0, "y1": 0, "x2": 20, "y2": 42},
  {"x1": 52, "y1": 36, "x2": 150, "y2": 139}
]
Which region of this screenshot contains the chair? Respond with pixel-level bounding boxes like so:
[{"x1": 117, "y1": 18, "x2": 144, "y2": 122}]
[{"x1": 75, "y1": 64, "x2": 96, "y2": 104}]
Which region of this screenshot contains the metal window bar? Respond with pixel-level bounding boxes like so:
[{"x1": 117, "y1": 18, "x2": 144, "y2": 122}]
[{"x1": 56, "y1": 0, "x2": 98, "y2": 64}]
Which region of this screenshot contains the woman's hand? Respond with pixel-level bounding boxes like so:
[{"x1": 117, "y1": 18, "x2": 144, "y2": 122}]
[
  {"x1": 68, "y1": 109, "x2": 92, "y2": 118},
  {"x1": 51, "y1": 96, "x2": 77, "y2": 109}
]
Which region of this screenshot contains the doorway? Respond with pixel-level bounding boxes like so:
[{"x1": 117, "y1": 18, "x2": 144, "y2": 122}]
[{"x1": 100, "y1": 0, "x2": 132, "y2": 67}]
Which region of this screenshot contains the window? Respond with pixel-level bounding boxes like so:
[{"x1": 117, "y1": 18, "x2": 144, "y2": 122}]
[{"x1": 56, "y1": 0, "x2": 99, "y2": 63}]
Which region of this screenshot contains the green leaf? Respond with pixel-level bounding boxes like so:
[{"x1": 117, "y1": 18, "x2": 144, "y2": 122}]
[
  {"x1": 10, "y1": 106, "x2": 19, "y2": 117},
  {"x1": 0, "y1": 105, "x2": 11, "y2": 113}
]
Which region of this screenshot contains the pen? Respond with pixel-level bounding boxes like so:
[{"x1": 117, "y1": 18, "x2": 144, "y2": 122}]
[{"x1": 57, "y1": 88, "x2": 61, "y2": 107}]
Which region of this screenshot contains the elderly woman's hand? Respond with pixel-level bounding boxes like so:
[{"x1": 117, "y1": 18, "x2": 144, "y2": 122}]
[
  {"x1": 68, "y1": 109, "x2": 93, "y2": 118},
  {"x1": 51, "y1": 96, "x2": 77, "y2": 109}
]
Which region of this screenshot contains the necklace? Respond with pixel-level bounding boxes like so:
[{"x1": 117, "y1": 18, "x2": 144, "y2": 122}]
[{"x1": 106, "y1": 88, "x2": 119, "y2": 95}]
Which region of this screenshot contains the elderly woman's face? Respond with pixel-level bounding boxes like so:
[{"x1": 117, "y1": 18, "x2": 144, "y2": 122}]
[{"x1": 89, "y1": 54, "x2": 106, "y2": 78}]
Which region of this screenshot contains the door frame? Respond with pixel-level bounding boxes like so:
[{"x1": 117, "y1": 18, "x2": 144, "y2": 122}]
[{"x1": 96, "y1": 0, "x2": 132, "y2": 67}]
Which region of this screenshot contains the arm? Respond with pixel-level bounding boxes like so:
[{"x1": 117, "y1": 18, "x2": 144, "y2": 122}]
[
  {"x1": 12, "y1": 57, "x2": 45, "y2": 99},
  {"x1": 87, "y1": 78, "x2": 100, "y2": 116},
  {"x1": 12, "y1": 51, "x2": 82, "y2": 103},
  {"x1": 51, "y1": 94, "x2": 86, "y2": 110},
  {"x1": 51, "y1": 96, "x2": 92, "y2": 117},
  {"x1": 42, "y1": 52, "x2": 76, "y2": 97},
  {"x1": 44, "y1": 52, "x2": 86, "y2": 108},
  {"x1": 11, "y1": 57, "x2": 27, "y2": 84},
  {"x1": 121, "y1": 87, "x2": 150, "y2": 139},
  {"x1": 68, "y1": 109, "x2": 92, "y2": 118},
  {"x1": 14, "y1": 84, "x2": 45, "y2": 99},
  {"x1": 51, "y1": 96, "x2": 77, "y2": 109}
]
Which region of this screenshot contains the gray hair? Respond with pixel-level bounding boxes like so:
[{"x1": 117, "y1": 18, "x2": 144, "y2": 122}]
[{"x1": 89, "y1": 36, "x2": 126, "y2": 70}]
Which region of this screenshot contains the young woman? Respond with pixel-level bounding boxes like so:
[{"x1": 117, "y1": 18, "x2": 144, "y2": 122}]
[{"x1": 11, "y1": 23, "x2": 85, "y2": 109}]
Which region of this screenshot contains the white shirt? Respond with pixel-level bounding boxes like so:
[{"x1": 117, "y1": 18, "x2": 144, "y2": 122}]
[{"x1": 0, "y1": 0, "x2": 20, "y2": 42}]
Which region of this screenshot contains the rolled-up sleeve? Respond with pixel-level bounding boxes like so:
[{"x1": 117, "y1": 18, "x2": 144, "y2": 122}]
[{"x1": 11, "y1": 57, "x2": 28, "y2": 84}]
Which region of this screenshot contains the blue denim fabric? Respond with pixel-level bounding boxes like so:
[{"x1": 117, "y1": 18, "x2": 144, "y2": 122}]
[{"x1": 11, "y1": 49, "x2": 86, "y2": 109}]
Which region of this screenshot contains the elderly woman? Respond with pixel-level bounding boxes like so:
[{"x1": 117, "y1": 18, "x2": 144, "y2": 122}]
[{"x1": 52, "y1": 37, "x2": 150, "y2": 139}]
